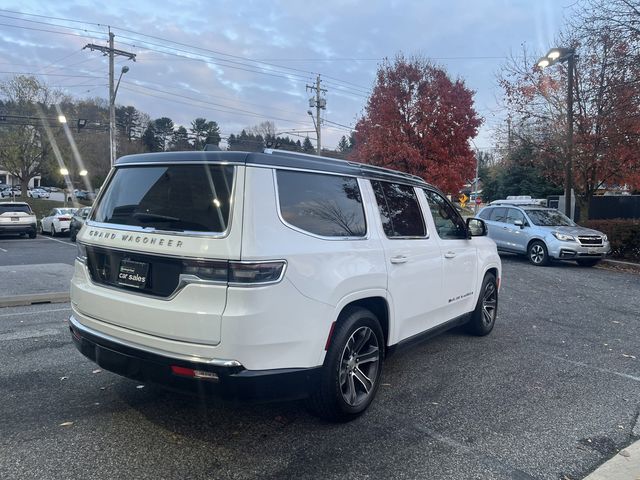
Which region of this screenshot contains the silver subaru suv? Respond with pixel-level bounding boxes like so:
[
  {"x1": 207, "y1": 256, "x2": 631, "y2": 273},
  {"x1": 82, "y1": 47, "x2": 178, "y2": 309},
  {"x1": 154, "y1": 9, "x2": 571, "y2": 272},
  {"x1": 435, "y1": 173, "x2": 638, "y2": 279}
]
[{"x1": 477, "y1": 204, "x2": 610, "y2": 266}]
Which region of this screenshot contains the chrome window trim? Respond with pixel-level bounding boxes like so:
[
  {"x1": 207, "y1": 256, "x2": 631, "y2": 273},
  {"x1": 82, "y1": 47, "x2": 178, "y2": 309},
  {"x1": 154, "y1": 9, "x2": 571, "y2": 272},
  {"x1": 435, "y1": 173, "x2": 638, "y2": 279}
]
[
  {"x1": 87, "y1": 164, "x2": 238, "y2": 239},
  {"x1": 272, "y1": 169, "x2": 369, "y2": 241},
  {"x1": 69, "y1": 314, "x2": 243, "y2": 367}
]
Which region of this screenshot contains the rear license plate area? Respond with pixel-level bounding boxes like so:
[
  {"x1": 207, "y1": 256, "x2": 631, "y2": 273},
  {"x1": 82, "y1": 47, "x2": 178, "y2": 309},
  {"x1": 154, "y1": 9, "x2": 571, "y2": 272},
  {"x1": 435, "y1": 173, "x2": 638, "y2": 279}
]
[{"x1": 117, "y1": 259, "x2": 149, "y2": 289}]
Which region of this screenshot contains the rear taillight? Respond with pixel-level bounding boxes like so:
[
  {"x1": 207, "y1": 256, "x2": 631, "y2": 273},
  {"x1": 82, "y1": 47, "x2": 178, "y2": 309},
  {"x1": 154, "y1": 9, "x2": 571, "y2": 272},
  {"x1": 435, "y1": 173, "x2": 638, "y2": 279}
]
[
  {"x1": 182, "y1": 260, "x2": 228, "y2": 282},
  {"x1": 180, "y1": 260, "x2": 286, "y2": 286},
  {"x1": 228, "y1": 261, "x2": 286, "y2": 285},
  {"x1": 58, "y1": 216, "x2": 71, "y2": 221}
]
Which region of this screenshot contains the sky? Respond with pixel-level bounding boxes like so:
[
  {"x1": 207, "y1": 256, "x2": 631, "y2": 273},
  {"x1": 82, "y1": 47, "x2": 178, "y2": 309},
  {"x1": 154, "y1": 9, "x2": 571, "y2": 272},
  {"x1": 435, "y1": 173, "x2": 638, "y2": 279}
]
[{"x1": 0, "y1": 0, "x2": 574, "y2": 152}]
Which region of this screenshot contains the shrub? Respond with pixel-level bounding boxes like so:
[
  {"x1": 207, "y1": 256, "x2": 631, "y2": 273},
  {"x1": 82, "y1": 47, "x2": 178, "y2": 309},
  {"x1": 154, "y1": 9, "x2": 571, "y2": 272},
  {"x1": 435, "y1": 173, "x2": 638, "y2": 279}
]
[{"x1": 581, "y1": 219, "x2": 640, "y2": 261}]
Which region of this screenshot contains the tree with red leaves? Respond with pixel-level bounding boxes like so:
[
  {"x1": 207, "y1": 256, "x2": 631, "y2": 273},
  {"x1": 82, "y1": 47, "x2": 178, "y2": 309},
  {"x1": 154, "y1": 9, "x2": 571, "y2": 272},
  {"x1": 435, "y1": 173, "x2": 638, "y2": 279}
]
[{"x1": 352, "y1": 55, "x2": 482, "y2": 194}]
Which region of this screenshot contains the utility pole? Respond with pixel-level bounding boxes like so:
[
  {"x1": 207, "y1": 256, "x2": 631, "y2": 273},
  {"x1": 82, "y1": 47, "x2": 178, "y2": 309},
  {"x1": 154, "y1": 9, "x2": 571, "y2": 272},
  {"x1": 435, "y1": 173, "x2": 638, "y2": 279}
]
[
  {"x1": 306, "y1": 74, "x2": 326, "y2": 155},
  {"x1": 84, "y1": 27, "x2": 136, "y2": 167},
  {"x1": 565, "y1": 53, "x2": 575, "y2": 220}
]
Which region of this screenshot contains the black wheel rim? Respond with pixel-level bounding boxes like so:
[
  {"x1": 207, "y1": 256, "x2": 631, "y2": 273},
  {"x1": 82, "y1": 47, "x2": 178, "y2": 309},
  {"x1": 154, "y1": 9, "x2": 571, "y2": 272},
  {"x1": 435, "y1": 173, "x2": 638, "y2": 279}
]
[
  {"x1": 339, "y1": 326, "x2": 380, "y2": 407},
  {"x1": 481, "y1": 282, "x2": 497, "y2": 326}
]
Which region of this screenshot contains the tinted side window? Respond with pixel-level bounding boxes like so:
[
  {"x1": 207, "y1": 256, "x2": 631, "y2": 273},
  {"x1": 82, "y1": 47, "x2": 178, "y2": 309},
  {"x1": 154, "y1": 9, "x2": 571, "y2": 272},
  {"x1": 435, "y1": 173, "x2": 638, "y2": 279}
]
[
  {"x1": 423, "y1": 190, "x2": 468, "y2": 240},
  {"x1": 490, "y1": 207, "x2": 507, "y2": 222},
  {"x1": 371, "y1": 181, "x2": 426, "y2": 238},
  {"x1": 277, "y1": 171, "x2": 366, "y2": 237}
]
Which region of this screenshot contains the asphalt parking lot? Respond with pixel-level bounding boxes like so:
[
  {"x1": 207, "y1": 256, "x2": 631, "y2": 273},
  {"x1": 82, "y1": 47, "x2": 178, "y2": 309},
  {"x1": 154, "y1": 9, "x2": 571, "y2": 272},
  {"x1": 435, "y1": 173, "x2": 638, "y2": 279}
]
[
  {"x1": 0, "y1": 234, "x2": 76, "y2": 266},
  {"x1": 0, "y1": 255, "x2": 639, "y2": 480}
]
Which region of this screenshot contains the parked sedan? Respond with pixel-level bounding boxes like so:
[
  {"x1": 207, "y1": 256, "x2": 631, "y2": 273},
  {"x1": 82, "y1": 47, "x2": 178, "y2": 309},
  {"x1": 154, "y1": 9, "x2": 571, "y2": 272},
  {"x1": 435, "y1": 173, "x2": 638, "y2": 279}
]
[
  {"x1": 28, "y1": 188, "x2": 50, "y2": 199},
  {"x1": 69, "y1": 206, "x2": 91, "y2": 242},
  {"x1": 1, "y1": 187, "x2": 21, "y2": 198},
  {"x1": 40, "y1": 208, "x2": 77, "y2": 236}
]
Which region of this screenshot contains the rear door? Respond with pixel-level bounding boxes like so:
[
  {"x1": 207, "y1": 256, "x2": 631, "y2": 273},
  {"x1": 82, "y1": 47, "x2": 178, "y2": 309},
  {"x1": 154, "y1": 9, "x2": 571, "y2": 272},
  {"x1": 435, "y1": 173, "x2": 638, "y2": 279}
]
[
  {"x1": 370, "y1": 181, "x2": 444, "y2": 341},
  {"x1": 502, "y1": 208, "x2": 528, "y2": 253},
  {"x1": 484, "y1": 207, "x2": 509, "y2": 249}
]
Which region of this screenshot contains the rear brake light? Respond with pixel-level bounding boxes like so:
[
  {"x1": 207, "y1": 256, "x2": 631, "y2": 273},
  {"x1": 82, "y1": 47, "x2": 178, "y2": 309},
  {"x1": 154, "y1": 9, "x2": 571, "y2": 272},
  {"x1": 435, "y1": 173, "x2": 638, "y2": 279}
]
[
  {"x1": 58, "y1": 216, "x2": 71, "y2": 221},
  {"x1": 229, "y1": 261, "x2": 286, "y2": 285},
  {"x1": 182, "y1": 260, "x2": 228, "y2": 282},
  {"x1": 180, "y1": 260, "x2": 286, "y2": 285}
]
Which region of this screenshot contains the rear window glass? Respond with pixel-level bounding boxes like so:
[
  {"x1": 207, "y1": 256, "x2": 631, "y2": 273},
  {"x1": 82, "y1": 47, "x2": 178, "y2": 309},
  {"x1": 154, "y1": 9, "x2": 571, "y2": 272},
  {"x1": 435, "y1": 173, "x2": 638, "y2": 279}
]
[
  {"x1": 92, "y1": 165, "x2": 234, "y2": 233},
  {"x1": 277, "y1": 170, "x2": 366, "y2": 237},
  {"x1": 0, "y1": 204, "x2": 31, "y2": 214}
]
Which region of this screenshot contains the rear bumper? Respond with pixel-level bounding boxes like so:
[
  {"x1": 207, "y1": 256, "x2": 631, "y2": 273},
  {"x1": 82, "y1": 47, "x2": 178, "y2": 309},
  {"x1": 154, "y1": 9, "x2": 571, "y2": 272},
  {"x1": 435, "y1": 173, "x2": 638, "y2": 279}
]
[
  {"x1": 0, "y1": 223, "x2": 36, "y2": 234},
  {"x1": 69, "y1": 315, "x2": 321, "y2": 402}
]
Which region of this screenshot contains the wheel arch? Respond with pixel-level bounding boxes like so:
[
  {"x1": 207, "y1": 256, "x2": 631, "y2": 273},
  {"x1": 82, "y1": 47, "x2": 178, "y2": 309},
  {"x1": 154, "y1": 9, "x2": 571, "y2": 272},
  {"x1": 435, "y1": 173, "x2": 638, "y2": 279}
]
[
  {"x1": 526, "y1": 237, "x2": 547, "y2": 252},
  {"x1": 328, "y1": 292, "x2": 391, "y2": 354}
]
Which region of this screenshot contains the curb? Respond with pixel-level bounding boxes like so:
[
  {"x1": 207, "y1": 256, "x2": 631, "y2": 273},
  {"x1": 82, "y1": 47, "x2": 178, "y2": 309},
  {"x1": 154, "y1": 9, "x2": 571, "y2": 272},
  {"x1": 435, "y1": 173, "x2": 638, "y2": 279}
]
[
  {"x1": 602, "y1": 258, "x2": 640, "y2": 267},
  {"x1": 583, "y1": 439, "x2": 640, "y2": 480},
  {"x1": 0, "y1": 292, "x2": 70, "y2": 308}
]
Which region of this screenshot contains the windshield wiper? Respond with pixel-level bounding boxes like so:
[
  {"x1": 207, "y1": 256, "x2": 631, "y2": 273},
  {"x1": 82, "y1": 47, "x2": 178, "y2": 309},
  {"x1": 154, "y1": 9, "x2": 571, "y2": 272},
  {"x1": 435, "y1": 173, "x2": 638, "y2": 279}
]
[{"x1": 132, "y1": 212, "x2": 180, "y2": 223}]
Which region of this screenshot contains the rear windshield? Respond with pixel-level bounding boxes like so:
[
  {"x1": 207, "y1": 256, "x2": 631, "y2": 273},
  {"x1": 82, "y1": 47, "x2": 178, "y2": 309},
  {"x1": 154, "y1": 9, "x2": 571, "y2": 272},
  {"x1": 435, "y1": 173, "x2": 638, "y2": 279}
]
[
  {"x1": 92, "y1": 164, "x2": 234, "y2": 233},
  {"x1": 56, "y1": 209, "x2": 77, "y2": 215},
  {"x1": 0, "y1": 204, "x2": 32, "y2": 214}
]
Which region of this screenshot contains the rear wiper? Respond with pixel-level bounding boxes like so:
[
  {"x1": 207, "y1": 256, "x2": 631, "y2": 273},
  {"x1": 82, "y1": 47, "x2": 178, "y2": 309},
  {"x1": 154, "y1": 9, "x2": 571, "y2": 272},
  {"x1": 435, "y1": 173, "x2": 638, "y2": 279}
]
[{"x1": 133, "y1": 212, "x2": 180, "y2": 223}]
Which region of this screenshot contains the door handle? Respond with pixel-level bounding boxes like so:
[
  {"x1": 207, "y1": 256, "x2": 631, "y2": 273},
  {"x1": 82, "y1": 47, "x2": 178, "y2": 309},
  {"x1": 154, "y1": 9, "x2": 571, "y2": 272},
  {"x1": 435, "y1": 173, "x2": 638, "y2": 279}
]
[
  {"x1": 444, "y1": 251, "x2": 456, "y2": 259},
  {"x1": 390, "y1": 255, "x2": 408, "y2": 264}
]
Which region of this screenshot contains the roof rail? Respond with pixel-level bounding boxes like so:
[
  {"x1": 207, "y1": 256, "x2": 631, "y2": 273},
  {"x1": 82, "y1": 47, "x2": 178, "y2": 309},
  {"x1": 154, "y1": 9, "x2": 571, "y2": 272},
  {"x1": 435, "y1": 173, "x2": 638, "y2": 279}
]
[{"x1": 263, "y1": 148, "x2": 426, "y2": 184}]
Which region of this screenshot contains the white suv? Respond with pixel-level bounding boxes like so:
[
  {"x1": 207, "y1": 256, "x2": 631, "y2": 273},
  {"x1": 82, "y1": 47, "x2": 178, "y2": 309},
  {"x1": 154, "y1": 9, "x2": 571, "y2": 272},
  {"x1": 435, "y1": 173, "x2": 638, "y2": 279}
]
[{"x1": 69, "y1": 150, "x2": 501, "y2": 421}]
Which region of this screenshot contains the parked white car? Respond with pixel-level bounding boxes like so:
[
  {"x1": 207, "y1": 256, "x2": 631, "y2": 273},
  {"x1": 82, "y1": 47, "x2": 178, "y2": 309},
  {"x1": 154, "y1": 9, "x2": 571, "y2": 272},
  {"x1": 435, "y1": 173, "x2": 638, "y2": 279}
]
[
  {"x1": 70, "y1": 149, "x2": 501, "y2": 421},
  {"x1": 28, "y1": 188, "x2": 50, "y2": 199},
  {"x1": 0, "y1": 202, "x2": 37, "y2": 238},
  {"x1": 40, "y1": 207, "x2": 77, "y2": 236}
]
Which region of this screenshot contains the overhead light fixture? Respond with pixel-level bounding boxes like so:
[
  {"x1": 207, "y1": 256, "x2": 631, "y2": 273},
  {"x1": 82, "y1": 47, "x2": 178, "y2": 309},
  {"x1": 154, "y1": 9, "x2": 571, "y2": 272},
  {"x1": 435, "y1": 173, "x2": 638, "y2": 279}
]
[
  {"x1": 58, "y1": 115, "x2": 67, "y2": 124},
  {"x1": 547, "y1": 50, "x2": 561, "y2": 60},
  {"x1": 79, "y1": 169, "x2": 88, "y2": 176},
  {"x1": 60, "y1": 168, "x2": 69, "y2": 176},
  {"x1": 537, "y1": 58, "x2": 550, "y2": 69}
]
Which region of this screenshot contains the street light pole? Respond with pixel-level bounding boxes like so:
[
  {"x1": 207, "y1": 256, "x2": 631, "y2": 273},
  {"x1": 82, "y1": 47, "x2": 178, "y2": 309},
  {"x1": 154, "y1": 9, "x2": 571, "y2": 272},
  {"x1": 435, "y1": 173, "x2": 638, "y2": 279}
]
[
  {"x1": 565, "y1": 53, "x2": 574, "y2": 219},
  {"x1": 537, "y1": 47, "x2": 576, "y2": 219},
  {"x1": 109, "y1": 30, "x2": 115, "y2": 168}
]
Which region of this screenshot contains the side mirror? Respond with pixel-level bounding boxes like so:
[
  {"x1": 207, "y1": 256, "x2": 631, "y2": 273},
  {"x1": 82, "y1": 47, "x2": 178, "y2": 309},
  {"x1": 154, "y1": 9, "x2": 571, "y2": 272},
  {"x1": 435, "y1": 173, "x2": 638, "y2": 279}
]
[
  {"x1": 466, "y1": 217, "x2": 487, "y2": 237},
  {"x1": 514, "y1": 219, "x2": 524, "y2": 229}
]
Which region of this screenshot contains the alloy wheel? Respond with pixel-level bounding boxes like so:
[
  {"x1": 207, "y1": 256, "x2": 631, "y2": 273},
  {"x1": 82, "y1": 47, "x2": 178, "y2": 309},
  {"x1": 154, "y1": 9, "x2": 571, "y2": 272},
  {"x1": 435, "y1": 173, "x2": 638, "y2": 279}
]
[
  {"x1": 481, "y1": 282, "x2": 497, "y2": 326},
  {"x1": 339, "y1": 326, "x2": 380, "y2": 407},
  {"x1": 530, "y1": 244, "x2": 545, "y2": 264}
]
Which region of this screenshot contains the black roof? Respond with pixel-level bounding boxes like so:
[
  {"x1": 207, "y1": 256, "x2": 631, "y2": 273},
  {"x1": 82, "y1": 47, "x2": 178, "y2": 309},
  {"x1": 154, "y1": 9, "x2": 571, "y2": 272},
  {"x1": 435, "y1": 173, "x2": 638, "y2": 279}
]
[{"x1": 115, "y1": 149, "x2": 434, "y2": 189}]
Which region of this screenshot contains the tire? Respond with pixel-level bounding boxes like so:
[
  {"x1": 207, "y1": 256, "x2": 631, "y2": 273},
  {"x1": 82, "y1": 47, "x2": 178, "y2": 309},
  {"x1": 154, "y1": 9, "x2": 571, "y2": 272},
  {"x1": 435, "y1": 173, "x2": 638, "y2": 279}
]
[
  {"x1": 576, "y1": 258, "x2": 600, "y2": 267},
  {"x1": 70, "y1": 229, "x2": 76, "y2": 242},
  {"x1": 527, "y1": 240, "x2": 549, "y2": 266},
  {"x1": 466, "y1": 273, "x2": 498, "y2": 336},
  {"x1": 51, "y1": 225, "x2": 57, "y2": 237},
  {"x1": 28, "y1": 230, "x2": 36, "y2": 239},
  {"x1": 307, "y1": 307, "x2": 384, "y2": 422}
]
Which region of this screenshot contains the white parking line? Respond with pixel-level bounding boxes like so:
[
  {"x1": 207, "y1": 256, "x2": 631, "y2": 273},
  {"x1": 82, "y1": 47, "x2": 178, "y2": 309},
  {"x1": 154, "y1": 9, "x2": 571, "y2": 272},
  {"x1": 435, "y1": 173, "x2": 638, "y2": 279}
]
[
  {"x1": 41, "y1": 235, "x2": 75, "y2": 247},
  {"x1": 549, "y1": 354, "x2": 640, "y2": 383},
  {"x1": 0, "y1": 246, "x2": 7, "y2": 252}
]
